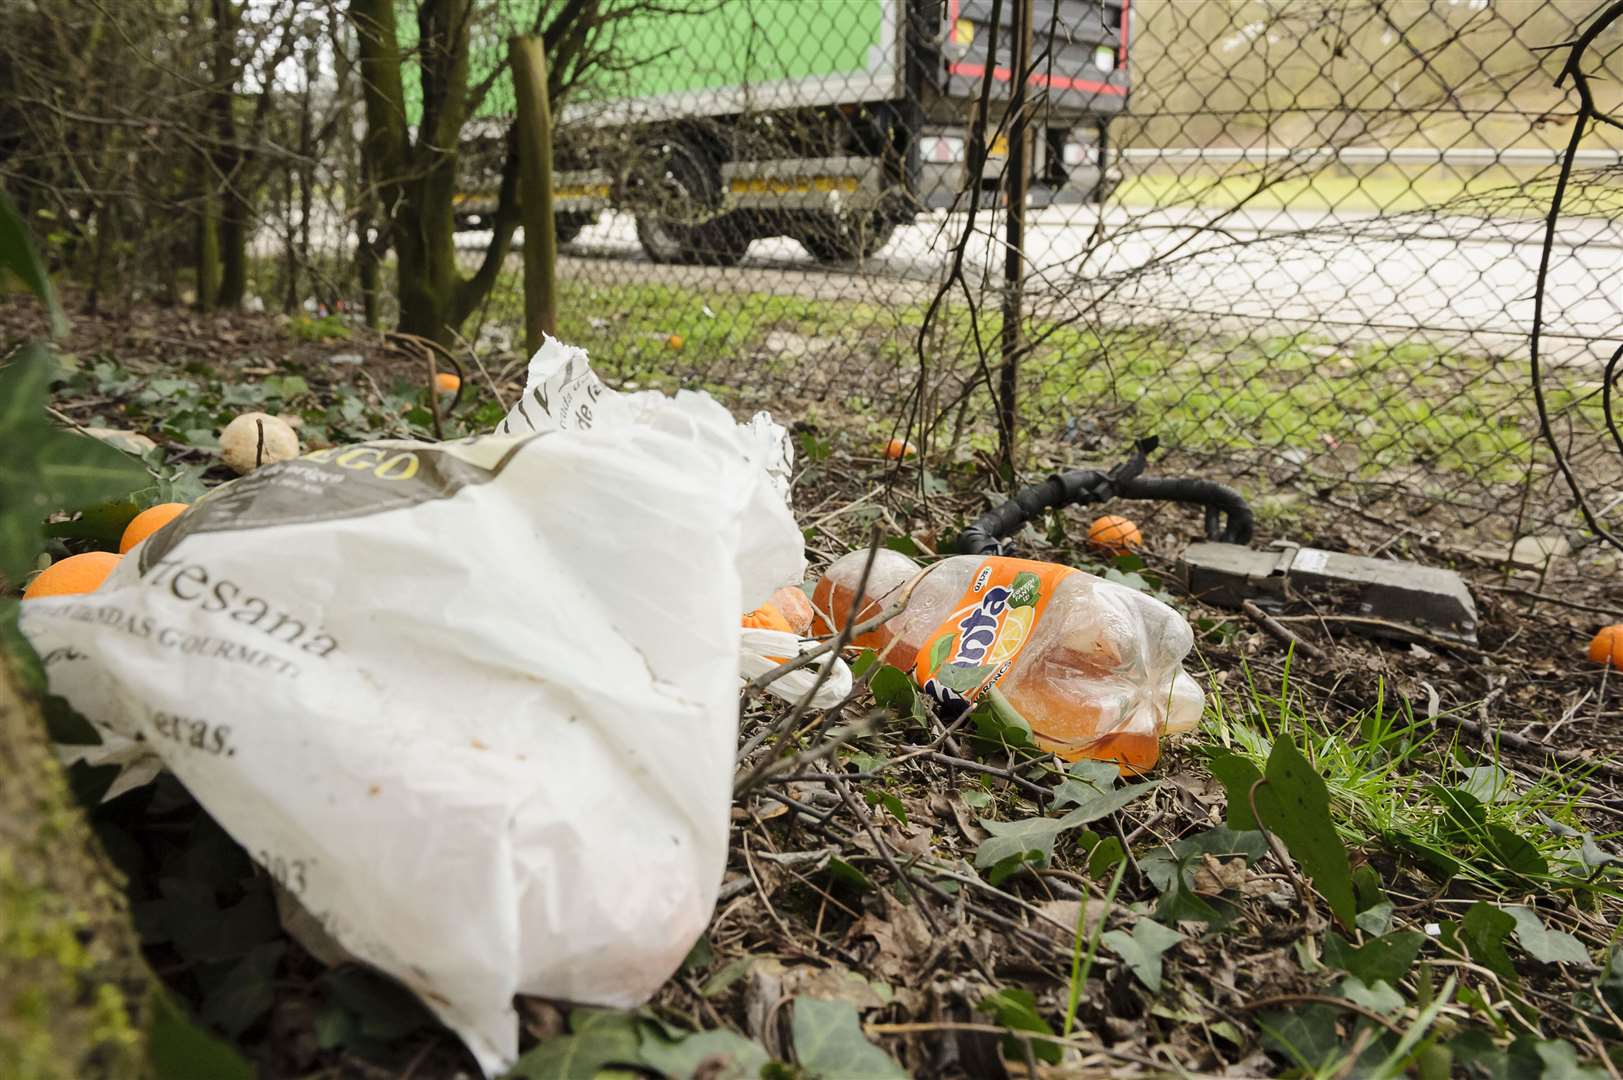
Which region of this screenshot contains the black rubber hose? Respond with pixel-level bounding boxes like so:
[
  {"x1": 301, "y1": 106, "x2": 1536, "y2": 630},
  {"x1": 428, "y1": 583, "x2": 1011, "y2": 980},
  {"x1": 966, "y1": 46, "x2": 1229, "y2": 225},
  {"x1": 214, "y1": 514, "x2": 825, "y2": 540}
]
[
  {"x1": 955, "y1": 440, "x2": 1253, "y2": 555},
  {"x1": 1114, "y1": 476, "x2": 1254, "y2": 545}
]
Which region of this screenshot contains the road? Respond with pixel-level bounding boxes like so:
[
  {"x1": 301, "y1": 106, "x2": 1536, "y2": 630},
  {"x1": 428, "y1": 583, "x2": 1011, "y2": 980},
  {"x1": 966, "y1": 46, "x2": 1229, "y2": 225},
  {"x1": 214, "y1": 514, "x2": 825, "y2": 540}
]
[{"x1": 463, "y1": 201, "x2": 1623, "y2": 366}]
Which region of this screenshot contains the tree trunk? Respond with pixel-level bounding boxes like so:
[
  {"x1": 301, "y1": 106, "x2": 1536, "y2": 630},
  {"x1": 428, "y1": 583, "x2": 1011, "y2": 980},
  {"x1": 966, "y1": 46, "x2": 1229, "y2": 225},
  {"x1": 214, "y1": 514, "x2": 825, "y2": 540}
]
[
  {"x1": 0, "y1": 651, "x2": 153, "y2": 1076},
  {"x1": 217, "y1": 190, "x2": 249, "y2": 310},
  {"x1": 197, "y1": 189, "x2": 219, "y2": 314},
  {"x1": 210, "y1": 0, "x2": 247, "y2": 311},
  {"x1": 394, "y1": 167, "x2": 461, "y2": 344}
]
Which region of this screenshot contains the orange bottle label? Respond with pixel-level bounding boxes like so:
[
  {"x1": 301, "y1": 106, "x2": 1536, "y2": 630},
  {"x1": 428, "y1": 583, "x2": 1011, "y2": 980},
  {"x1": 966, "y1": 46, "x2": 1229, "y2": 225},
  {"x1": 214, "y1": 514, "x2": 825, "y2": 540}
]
[{"x1": 913, "y1": 558, "x2": 1076, "y2": 710}]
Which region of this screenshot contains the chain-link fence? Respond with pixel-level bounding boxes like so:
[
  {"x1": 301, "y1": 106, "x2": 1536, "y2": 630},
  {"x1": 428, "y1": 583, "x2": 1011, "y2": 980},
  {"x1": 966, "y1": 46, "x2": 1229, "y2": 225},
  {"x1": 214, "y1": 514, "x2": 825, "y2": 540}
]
[
  {"x1": 438, "y1": 0, "x2": 1623, "y2": 554},
  {"x1": 7, "y1": 0, "x2": 1620, "y2": 553}
]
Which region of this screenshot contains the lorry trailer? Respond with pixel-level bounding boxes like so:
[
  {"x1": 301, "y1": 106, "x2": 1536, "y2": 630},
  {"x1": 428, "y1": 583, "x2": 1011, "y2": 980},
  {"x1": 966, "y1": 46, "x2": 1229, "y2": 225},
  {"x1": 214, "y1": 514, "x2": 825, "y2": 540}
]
[{"x1": 456, "y1": 0, "x2": 1130, "y2": 265}]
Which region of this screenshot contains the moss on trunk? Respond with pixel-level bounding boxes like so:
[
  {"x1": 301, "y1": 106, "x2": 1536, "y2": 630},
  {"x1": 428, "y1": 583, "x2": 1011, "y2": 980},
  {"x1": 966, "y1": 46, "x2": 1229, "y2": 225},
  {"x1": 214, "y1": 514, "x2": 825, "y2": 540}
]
[{"x1": 0, "y1": 653, "x2": 151, "y2": 1079}]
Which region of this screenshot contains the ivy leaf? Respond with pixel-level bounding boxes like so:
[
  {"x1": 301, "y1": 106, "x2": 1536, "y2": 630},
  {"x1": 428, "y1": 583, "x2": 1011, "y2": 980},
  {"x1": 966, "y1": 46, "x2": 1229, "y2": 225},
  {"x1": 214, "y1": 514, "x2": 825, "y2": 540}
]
[
  {"x1": 1257, "y1": 1004, "x2": 1343, "y2": 1072},
  {"x1": 507, "y1": 1009, "x2": 643, "y2": 1079},
  {"x1": 1051, "y1": 759, "x2": 1120, "y2": 810},
  {"x1": 1459, "y1": 764, "x2": 1516, "y2": 804},
  {"x1": 637, "y1": 1027, "x2": 768, "y2": 1080},
  {"x1": 1356, "y1": 901, "x2": 1395, "y2": 937},
  {"x1": 1530, "y1": 1038, "x2": 1609, "y2": 1079},
  {"x1": 1505, "y1": 906, "x2": 1591, "y2": 967},
  {"x1": 147, "y1": 992, "x2": 253, "y2": 1080},
  {"x1": 975, "y1": 782, "x2": 1156, "y2": 883},
  {"x1": 869, "y1": 665, "x2": 926, "y2": 726},
  {"x1": 970, "y1": 687, "x2": 1034, "y2": 750},
  {"x1": 791, "y1": 997, "x2": 906, "y2": 1078},
  {"x1": 1255, "y1": 735, "x2": 1356, "y2": 929},
  {"x1": 1338, "y1": 976, "x2": 1405, "y2": 1014},
  {"x1": 319, "y1": 967, "x2": 436, "y2": 1042},
  {"x1": 926, "y1": 633, "x2": 956, "y2": 672},
  {"x1": 977, "y1": 987, "x2": 1060, "y2": 1066},
  {"x1": 1100, "y1": 918, "x2": 1183, "y2": 993},
  {"x1": 200, "y1": 942, "x2": 284, "y2": 1037},
  {"x1": 1140, "y1": 827, "x2": 1268, "y2": 924},
  {"x1": 1208, "y1": 752, "x2": 1263, "y2": 830},
  {"x1": 1323, "y1": 931, "x2": 1425, "y2": 985},
  {"x1": 1459, "y1": 902, "x2": 1518, "y2": 982}
]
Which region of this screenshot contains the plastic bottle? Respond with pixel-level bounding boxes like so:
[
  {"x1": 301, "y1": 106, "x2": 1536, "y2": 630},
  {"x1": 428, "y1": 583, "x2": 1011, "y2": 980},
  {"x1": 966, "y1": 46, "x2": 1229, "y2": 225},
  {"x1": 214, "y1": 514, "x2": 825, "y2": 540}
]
[{"x1": 811, "y1": 550, "x2": 1203, "y2": 773}]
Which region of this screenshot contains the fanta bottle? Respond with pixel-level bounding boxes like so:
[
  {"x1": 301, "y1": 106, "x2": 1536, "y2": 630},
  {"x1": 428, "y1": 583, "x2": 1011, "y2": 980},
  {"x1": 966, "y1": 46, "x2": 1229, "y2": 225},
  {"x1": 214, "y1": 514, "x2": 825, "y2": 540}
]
[{"x1": 811, "y1": 550, "x2": 1203, "y2": 773}]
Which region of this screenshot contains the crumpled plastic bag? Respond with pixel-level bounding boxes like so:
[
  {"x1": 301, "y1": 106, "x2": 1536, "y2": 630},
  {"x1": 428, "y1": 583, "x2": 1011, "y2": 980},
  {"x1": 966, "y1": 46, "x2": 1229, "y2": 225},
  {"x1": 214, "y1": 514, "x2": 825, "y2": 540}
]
[{"x1": 19, "y1": 338, "x2": 814, "y2": 1074}]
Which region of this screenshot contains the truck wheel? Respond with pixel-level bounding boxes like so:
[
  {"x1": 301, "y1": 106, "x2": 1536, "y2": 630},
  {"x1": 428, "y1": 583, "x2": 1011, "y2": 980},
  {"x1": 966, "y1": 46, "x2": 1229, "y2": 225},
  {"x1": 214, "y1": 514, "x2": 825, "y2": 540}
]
[
  {"x1": 554, "y1": 212, "x2": 594, "y2": 246},
  {"x1": 797, "y1": 213, "x2": 894, "y2": 264},
  {"x1": 630, "y1": 138, "x2": 750, "y2": 267}
]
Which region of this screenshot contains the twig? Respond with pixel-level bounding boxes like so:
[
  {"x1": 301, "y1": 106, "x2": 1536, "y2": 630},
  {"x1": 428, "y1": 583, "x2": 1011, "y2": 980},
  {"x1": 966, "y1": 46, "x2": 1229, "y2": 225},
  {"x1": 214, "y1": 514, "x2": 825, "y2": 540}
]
[
  {"x1": 1268, "y1": 612, "x2": 1489, "y2": 658},
  {"x1": 860, "y1": 1022, "x2": 1208, "y2": 1073},
  {"x1": 1479, "y1": 582, "x2": 1621, "y2": 620},
  {"x1": 1437, "y1": 704, "x2": 1623, "y2": 783},
  {"x1": 1241, "y1": 600, "x2": 1325, "y2": 660},
  {"x1": 922, "y1": 751, "x2": 1053, "y2": 804},
  {"x1": 1235, "y1": 993, "x2": 1404, "y2": 1036},
  {"x1": 821, "y1": 764, "x2": 943, "y2": 934}
]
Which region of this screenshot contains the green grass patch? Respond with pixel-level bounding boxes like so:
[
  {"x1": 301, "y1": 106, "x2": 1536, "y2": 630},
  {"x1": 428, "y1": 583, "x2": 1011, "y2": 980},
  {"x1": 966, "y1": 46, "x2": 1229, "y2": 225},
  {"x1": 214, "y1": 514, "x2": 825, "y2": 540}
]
[
  {"x1": 1201, "y1": 663, "x2": 1618, "y2": 898},
  {"x1": 1115, "y1": 162, "x2": 1623, "y2": 219},
  {"x1": 477, "y1": 274, "x2": 1596, "y2": 489}
]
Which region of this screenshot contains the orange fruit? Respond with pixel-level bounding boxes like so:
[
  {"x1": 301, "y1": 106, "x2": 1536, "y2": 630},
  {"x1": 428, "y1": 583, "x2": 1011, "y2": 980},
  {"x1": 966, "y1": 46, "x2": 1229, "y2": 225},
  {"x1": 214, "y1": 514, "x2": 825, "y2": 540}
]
[
  {"x1": 434, "y1": 372, "x2": 461, "y2": 394},
  {"x1": 742, "y1": 603, "x2": 794, "y2": 633},
  {"x1": 23, "y1": 551, "x2": 122, "y2": 599},
  {"x1": 667, "y1": 334, "x2": 685, "y2": 351},
  {"x1": 883, "y1": 437, "x2": 915, "y2": 460},
  {"x1": 769, "y1": 585, "x2": 815, "y2": 635},
  {"x1": 1088, "y1": 514, "x2": 1142, "y2": 555},
  {"x1": 1589, "y1": 624, "x2": 1623, "y2": 666},
  {"x1": 119, "y1": 502, "x2": 189, "y2": 554}
]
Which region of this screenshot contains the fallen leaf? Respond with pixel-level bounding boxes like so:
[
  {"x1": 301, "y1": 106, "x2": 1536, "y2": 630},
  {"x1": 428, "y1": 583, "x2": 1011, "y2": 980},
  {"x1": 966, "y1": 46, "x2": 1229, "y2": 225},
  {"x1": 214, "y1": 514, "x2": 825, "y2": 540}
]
[
  {"x1": 1031, "y1": 899, "x2": 1109, "y2": 946},
  {"x1": 1191, "y1": 853, "x2": 1249, "y2": 896}
]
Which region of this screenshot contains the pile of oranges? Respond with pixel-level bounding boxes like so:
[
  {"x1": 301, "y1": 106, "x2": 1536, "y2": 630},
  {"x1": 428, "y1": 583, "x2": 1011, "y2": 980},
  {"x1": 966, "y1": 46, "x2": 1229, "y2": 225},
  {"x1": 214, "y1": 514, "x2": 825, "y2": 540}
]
[{"x1": 21, "y1": 502, "x2": 191, "y2": 600}]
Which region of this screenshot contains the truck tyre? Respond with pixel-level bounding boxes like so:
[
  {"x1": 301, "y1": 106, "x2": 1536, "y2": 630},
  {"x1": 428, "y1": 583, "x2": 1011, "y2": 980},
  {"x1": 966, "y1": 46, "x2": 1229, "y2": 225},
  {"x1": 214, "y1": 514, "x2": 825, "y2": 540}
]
[
  {"x1": 554, "y1": 212, "x2": 595, "y2": 246},
  {"x1": 797, "y1": 212, "x2": 894, "y2": 264},
  {"x1": 630, "y1": 137, "x2": 750, "y2": 267}
]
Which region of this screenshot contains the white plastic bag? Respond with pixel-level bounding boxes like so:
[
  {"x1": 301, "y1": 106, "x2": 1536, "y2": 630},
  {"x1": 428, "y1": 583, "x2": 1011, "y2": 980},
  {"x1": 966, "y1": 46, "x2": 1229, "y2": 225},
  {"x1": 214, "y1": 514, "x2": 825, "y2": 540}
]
[{"x1": 20, "y1": 341, "x2": 807, "y2": 1075}]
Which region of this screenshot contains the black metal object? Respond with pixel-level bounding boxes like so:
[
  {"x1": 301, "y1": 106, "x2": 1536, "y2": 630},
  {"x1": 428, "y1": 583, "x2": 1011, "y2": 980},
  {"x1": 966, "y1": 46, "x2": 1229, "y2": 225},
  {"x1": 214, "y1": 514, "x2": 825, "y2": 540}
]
[{"x1": 955, "y1": 436, "x2": 1254, "y2": 555}]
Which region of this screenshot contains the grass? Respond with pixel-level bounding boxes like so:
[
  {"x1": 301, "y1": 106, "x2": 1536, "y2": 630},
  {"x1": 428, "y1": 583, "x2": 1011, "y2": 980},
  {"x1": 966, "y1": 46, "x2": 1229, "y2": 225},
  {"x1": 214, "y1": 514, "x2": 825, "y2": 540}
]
[
  {"x1": 476, "y1": 273, "x2": 1600, "y2": 495},
  {"x1": 1200, "y1": 661, "x2": 1617, "y2": 895},
  {"x1": 1115, "y1": 162, "x2": 1623, "y2": 218}
]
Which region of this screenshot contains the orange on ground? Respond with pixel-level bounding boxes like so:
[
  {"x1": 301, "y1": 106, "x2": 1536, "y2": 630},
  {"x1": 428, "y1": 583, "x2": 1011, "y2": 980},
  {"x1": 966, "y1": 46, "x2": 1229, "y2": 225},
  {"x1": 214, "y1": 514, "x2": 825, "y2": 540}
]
[
  {"x1": 434, "y1": 372, "x2": 461, "y2": 394},
  {"x1": 23, "y1": 551, "x2": 122, "y2": 599},
  {"x1": 1589, "y1": 624, "x2": 1623, "y2": 666},
  {"x1": 883, "y1": 437, "x2": 915, "y2": 460},
  {"x1": 1088, "y1": 514, "x2": 1142, "y2": 555},
  {"x1": 769, "y1": 585, "x2": 815, "y2": 635},
  {"x1": 667, "y1": 334, "x2": 685, "y2": 351},
  {"x1": 742, "y1": 603, "x2": 794, "y2": 633},
  {"x1": 119, "y1": 502, "x2": 189, "y2": 553}
]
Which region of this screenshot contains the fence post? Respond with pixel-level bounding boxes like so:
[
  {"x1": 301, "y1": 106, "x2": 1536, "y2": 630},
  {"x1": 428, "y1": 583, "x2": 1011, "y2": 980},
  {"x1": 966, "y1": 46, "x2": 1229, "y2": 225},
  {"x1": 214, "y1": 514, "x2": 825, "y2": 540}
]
[
  {"x1": 997, "y1": 0, "x2": 1033, "y2": 479},
  {"x1": 509, "y1": 35, "x2": 557, "y2": 352}
]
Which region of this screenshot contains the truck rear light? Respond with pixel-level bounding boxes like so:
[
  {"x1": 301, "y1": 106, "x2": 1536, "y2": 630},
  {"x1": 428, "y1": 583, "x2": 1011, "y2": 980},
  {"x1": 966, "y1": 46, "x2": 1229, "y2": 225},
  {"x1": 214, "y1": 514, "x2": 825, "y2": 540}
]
[{"x1": 1093, "y1": 45, "x2": 1116, "y2": 72}]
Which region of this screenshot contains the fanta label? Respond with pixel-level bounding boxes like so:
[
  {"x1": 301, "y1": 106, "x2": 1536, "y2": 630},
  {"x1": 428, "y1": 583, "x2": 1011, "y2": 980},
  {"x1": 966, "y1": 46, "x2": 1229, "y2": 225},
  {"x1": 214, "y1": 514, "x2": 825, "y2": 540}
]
[{"x1": 913, "y1": 558, "x2": 1076, "y2": 717}]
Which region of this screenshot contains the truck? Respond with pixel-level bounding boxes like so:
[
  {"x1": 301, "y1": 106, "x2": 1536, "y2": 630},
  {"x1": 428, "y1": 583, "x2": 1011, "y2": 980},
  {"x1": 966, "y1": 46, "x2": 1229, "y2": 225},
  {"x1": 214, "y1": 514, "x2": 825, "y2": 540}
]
[{"x1": 456, "y1": 0, "x2": 1131, "y2": 266}]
